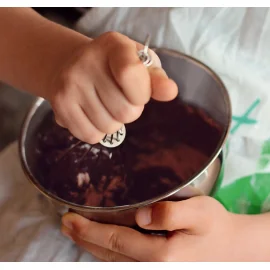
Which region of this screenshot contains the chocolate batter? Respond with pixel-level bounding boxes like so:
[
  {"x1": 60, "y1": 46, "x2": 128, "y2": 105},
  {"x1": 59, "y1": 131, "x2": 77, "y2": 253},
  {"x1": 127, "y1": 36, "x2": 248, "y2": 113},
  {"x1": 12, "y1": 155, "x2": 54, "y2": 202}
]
[{"x1": 34, "y1": 99, "x2": 224, "y2": 207}]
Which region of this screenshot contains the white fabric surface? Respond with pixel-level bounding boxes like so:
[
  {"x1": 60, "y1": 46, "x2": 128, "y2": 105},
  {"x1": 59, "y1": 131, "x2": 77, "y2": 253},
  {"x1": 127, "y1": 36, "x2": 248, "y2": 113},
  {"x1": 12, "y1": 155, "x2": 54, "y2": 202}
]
[
  {"x1": 0, "y1": 142, "x2": 96, "y2": 262},
  {"x1": 1, "y1": 7, "x2": 270, "y2": 261}
]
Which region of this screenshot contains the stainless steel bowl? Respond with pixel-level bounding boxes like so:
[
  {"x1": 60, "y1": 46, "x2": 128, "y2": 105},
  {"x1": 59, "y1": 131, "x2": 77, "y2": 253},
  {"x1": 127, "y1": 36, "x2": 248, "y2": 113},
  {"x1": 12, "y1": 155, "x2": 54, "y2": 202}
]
[{"x1": 19, "y1": 48, "x2": 232, "y2": 227}]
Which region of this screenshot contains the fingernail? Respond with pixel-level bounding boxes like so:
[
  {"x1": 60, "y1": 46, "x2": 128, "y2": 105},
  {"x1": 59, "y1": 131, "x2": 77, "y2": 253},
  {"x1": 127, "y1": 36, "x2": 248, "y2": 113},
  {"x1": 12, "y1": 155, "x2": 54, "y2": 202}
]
[{"x1": 137, "y1": 207, "x2": 152, "y2": 226}]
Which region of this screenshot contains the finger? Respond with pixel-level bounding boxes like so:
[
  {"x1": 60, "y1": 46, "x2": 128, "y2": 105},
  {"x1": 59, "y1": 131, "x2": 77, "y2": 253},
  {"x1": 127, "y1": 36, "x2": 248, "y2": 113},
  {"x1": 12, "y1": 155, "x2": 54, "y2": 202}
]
[
  {"x1": 135, "y1": 197, "x2": 209, "y2": 233},
  {"x1": 62, "y1": 225, "x2": 136, "y2": 262},
  {"x1": 94, "y1": 63, "x2": 144, "y2": 124},
  {"x1": 135, "y1": 42, "x2": 178, "y2": 101},
  {"x1": 54, "y1": 101, "x2": 105, "y2": 144},
  {"x1": 149, "y1": 67, "x2": 178, "y2": 101},
  {"x1": 79, "y1": 83, "x2": 123, "y2": 134},
  {"x1": 61, "y1": 212, "x2": 166, "y2": 262},
  {"x1": 108, "y1": 40, "x2": 151, "y2": 106},
  {"x1": 54, "y1": 116, "x2": 66, "y2": 128}
]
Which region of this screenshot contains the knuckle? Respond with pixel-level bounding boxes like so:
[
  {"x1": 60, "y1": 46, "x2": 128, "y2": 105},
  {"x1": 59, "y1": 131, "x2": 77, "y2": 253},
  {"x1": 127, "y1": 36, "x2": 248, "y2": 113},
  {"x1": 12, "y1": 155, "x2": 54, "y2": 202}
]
[
  {"x1": 60, "y1": 67, "x2": 79, "y2": 89},
  {"x1": 116, "y1": 64, "x2": 150, "y2": 106},
  {"x1": 104, "y1": 250, "x2": 118, "y2": 262},
  {"x1": 116, "y1": 63, "x2": 137, "y2": 88},
  {"x1": 108, "y1": 231, "x2": 123, "y2": 252},
  {"x1": 103, "y1": 31, "x2": 120, "y2": 39},
  {"x1": 100, "y1": 31, "x2": 124, "y2": 45},
  {"x1": 51, "y1": 92, "x2": 65, "y2": 109},
  {"x1": 75, "y1": 224, "x2": 90, "y2": 240}
]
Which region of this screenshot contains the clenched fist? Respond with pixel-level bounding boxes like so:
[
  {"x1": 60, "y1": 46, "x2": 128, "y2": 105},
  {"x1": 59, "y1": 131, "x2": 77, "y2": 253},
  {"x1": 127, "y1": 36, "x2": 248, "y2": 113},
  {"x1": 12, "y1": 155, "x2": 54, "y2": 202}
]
[{"x1": 46, "y1": 32, "x2": 178, "y2": 144}]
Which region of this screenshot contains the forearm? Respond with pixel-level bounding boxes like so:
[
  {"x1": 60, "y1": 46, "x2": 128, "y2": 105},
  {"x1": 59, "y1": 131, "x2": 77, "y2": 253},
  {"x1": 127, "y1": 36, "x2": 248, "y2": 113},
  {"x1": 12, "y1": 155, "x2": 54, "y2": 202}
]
[
  {"x1": 0, "y1": 8, "x2": 91, "y2": 97},
  {"x1": 233, "y1": 212, "x2": 270, "y2": 261}
]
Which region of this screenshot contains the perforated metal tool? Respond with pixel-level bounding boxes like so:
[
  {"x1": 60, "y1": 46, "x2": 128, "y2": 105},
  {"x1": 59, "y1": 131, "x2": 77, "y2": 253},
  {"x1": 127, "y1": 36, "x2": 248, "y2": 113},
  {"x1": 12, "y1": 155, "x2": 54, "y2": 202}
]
[
  {"x1": 99, "y1": 34, "x2": 153, "y2": 148},
  {"x1": 99, "y1": 125, "x2": 126, "y2": 148}
]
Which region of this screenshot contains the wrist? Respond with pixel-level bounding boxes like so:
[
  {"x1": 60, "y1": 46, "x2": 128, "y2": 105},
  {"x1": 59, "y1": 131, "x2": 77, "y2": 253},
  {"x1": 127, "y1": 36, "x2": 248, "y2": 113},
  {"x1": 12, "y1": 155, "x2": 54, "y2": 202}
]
[{"x1": 36, "y1": 20, "x2": 92, "y2": 100}]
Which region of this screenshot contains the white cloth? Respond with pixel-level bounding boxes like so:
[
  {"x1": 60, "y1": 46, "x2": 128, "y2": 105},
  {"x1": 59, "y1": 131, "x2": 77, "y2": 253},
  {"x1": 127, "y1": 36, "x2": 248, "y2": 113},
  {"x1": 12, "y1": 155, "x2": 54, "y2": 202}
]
[
  {"x1": 0, "y1": 142, "x2": 96, "y2": 262},
  {"x1": 1, "y1": 7, "x2": 270, "y2": 261}
]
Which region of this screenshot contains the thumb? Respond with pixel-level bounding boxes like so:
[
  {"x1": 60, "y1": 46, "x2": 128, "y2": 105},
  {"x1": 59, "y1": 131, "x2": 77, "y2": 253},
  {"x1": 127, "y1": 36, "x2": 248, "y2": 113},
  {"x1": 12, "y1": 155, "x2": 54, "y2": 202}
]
[
  {"x1": 148, "y1": 67, "x2": 178, "y2": 102},
  {"x1": 135, "y1": 42, "x2": 178, "y2": 102},
  {"x1": 135, "y1": 197, "x2": 210, "y2": 232}
]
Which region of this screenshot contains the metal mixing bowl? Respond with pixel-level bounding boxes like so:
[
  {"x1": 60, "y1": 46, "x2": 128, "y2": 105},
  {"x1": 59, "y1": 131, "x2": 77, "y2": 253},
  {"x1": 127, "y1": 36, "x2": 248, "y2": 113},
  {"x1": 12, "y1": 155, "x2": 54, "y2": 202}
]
[{"x1": 19, "y1": 48, "x2": 232, "y2": 227}]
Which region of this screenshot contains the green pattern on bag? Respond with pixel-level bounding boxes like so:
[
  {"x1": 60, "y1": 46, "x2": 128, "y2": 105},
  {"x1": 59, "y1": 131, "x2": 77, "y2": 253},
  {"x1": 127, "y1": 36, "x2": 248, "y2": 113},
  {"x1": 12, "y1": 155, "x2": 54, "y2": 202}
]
[
  {"x1": 214, "y1": 139, "x2": 270, "y2": 214},
  {"x1": 214, "y1": 174, "x2": 270, "y2": 214},
  {"x1": 258, "y1": 140, "x2": 270, "y2": 170}
]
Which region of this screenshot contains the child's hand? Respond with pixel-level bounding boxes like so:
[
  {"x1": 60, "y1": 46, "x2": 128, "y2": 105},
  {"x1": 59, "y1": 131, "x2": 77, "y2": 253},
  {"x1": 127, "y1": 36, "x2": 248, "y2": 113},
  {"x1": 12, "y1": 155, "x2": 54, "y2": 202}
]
[
  {"x1": 61, "y1": 196, "x2": 263, "y2": 262},
  {"x1": 46, "y1": 32, "x2": 178, "y2": 144}
]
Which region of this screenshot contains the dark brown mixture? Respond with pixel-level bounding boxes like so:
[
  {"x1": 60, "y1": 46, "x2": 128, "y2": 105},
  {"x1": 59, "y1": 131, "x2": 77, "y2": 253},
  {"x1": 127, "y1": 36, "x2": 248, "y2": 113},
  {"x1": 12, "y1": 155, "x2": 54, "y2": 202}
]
[{"x1": 34, "y1": 99, "x2": 224, "y2": 207}]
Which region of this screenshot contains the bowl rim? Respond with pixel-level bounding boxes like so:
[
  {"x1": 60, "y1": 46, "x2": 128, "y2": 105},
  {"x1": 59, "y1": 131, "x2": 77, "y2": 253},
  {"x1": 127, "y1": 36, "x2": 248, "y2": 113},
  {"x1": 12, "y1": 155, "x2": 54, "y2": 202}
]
[{"x1": 19, "y1": 48, "x2": 232, "y2": 213}]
